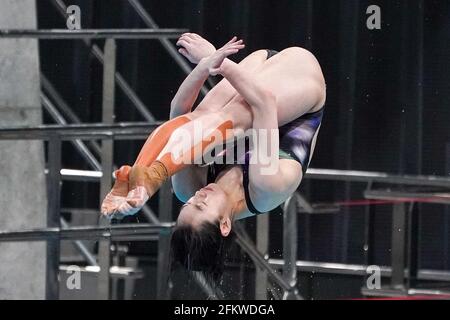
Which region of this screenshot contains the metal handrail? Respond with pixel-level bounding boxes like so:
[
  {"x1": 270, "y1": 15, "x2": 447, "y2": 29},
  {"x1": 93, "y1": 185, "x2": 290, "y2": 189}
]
[
  {"x1": 1, "y1": 121, "x2": 448, "y2": 189},
  {"x1": 0, "y1": 29, "x2": 187, "y2": 39},
  {"x1": 0, "y1": 16, "x2": 187, "y2": 299},
  {"x1": 305, "y1": 168, "x2": 450, "y2": 188},
  {"x1": 282, "y1": 193, "x2": 302, "y2": 299},
  {"x1": 0, "y1": 122, "x2": 162, "y2": 140},
  {"x1": 0, "y1": 223, "x2": 174, "y2": 242},
  {"x1": 268, "y1": 259, "x2": 450, "y2": 282},
  {"x1": 365, "y1": 189, "x2": 450, "y2": 204},
  {"x1": 3, "y1": 122, "x2": 450, "y2": 298}
]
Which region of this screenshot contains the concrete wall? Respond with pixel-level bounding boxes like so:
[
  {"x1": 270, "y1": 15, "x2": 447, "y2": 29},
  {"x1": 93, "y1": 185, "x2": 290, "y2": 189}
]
[{"x1": 0, "y1": 0, "x2": 47, "y2": 299}]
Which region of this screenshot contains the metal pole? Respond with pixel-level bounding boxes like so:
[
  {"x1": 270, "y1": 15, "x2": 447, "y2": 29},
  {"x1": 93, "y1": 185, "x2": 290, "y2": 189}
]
[
  {"x1": 391, "y1": 203, "x2": 407, "y2": 291},
  {"x1": 234, "y1": 227, "x2": 294, "y2": 295},
  {"x1": 97, "y1": 38, "x2": 117, "y2": 300},
  {"x1": 409, "y1": 0, "x2": 424, "y2": 291},
  {"x1": 255, "y1": 213, "x2": 269, "y2": 300},
  {"x1": 46, "y1": 135, "x2": 62, "y2": 300},
  {"x1": 363, "y1": 182, "x2": 375, "y2": 288},
  {"x1": 407, "y1": 202, "x2": 419, "y2": 290},
  {"x1": 156, "y1": 181, "x2": 173, "y2": 299},
  {"x1": 282, "y1": 194, "x2": 301, "y2": 300},
  {"x1": 0, "y1": 29, "x2": 187, "y2": 39}
]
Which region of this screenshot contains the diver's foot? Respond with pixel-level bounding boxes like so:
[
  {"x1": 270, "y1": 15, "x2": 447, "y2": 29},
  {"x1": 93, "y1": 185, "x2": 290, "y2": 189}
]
[
  {"x1": 111, "y1": 165, "x2": 132, "y2": 196},
  {"x1": 100, "y1": 165, "x2": 131, "y2": 218},
  {"x1": 114, "y1": 163, "x2": 168, "y2": 216},
  {"x1": 118, "y1": 165, "x2": 156, "y2": 216}
]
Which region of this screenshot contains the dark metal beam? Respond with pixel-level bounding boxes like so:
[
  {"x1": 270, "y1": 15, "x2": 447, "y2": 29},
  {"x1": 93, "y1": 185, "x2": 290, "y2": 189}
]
[
  {"x1": 0, "y1": 122, "x2": 162, "y2": 140},
  {"x1": 97, "y1": 39, "x2": 117, "y2": 300},
  {"x1": 156, "y1": 181, "x2": 173, "y2": 299},
  {"x1": 365, "y1": 189, "x2": 450, "y2": 205},
  {"x1": 255, "y1": 213, "x2": 269, "y2": 300},
  {"x1": 306, "y1": 168, "x2": 450, "y2": 188},
  {"x1": 282, "y1": 194, "x2": 301, "y2": 300},
  {"x1": 46, "y1": 136, "x2": 62, "y2": 300},
  {"x1": 0, "y1": 224, "x2": 174, "y2": 242},
  {"x1": 266, "y1": 260, "x2": 450, "y2": 283},
  {"x1": 0, "y1": 29, "x2": 187, "y2": 39},
  {"x1": 391, "y1": 203, "x2": 407, "y2": 290}
]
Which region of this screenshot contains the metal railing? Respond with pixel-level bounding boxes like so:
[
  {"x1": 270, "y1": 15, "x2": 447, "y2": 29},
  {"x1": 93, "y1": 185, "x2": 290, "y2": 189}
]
[
  {"x1": 306, "y1": 168, "x2": 450, "y2": 188},
  {"x1": 0, "y1": 122, "x2": 163, "y2": 299},
  {"x1": 0, "y1": 28, "x2": 186, "y2": 39},
  {"x1": 2, "y1": 25, "x2": 450, "y2": 299},
  {"x1": 0, "y1": 24, "x2": 230, "y2": 299},
  {"x1": 0, "y1": 27, "x2": 185, "y2": 300},
  {"x1": 2, "y1": 120, "x2": 450, "y2": 299},
  {"x1": 42, "y1": 74, "x2": 162, "y2": 224},
  {"x1": 0, "y1": 223, "x2": 173, "y2": 242},
  {"x1": 289, "y1": 169, "x2": 450, "y2": 297}
]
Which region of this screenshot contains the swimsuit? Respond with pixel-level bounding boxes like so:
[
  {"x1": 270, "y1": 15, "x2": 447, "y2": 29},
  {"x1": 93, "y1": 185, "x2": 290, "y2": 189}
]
[{"x1": 206, "y1": 49, "x2": 324, "y2": 215}]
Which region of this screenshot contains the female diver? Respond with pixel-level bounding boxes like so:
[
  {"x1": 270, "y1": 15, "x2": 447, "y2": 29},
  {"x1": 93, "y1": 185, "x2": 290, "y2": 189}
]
[{"x1": 101, "y1": 33, "x2": 326, "y2": 279}]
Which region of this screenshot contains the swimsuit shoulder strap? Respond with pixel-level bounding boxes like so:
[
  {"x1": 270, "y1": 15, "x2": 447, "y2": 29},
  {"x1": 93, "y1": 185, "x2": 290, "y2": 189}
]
[{"x1": 242, "y1": 138, "x2": 265, "y2": 215}]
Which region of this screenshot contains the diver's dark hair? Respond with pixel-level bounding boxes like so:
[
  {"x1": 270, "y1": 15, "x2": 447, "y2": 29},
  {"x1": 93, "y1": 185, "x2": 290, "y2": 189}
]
[{"x1": 170, "y1": 220, "x2": 235, "y2": 281}]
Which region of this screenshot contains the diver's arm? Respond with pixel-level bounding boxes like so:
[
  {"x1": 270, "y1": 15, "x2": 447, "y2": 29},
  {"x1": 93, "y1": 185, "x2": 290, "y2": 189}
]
[
  {"x1": 171, "y1": 35, "x2": 244, "y2": 118},
  {"x1": 169, "y1": 60, "x2": 211, "y2": 119},
  {"x1": 219, "y1": 62, "x2": 302, "y2": 212}
]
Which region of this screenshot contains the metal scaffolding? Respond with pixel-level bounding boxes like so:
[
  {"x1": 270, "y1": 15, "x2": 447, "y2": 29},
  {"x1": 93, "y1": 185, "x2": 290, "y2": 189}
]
[
  {"x1": 1, "y1": 15, "x2": 450, "y2": 301},
  {"x1": 0, "y1": 23, "x2": 225, "y2": 300},
  {"x1": 0, "y1": 27, "x2": 182, "y2": 300}
]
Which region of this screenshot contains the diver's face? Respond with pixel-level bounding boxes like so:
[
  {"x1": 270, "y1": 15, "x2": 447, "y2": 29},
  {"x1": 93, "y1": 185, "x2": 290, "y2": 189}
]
[{"x1": 177, "y1": 184, "x2": 230, "y2": 228}]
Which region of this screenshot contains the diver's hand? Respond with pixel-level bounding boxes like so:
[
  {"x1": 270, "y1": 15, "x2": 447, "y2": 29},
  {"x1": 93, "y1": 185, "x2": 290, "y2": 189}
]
[
  {"x1": 202, "y1": 36, "x2": 245, "y2": 76},
  {"x1": 101, "y1": 193, "x2": 126, "y2": 217},
  {"x1": 100, "y1": 165, "x2": 132, "y2": 219},
  {"x1": 100, "y1": 191, "x2": 145, "y2": 221},
  {"x1": 176, "y1": 33, "x2": 216, "y2": 64}
]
